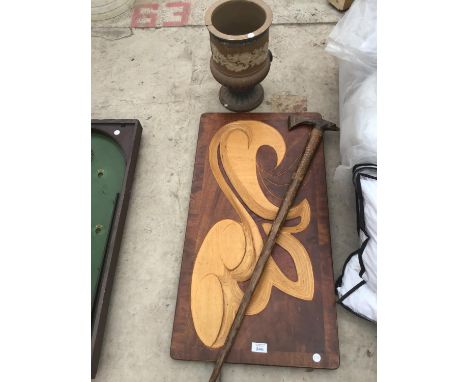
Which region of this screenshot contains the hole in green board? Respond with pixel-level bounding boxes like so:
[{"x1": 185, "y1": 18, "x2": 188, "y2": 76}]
[{"x1": 95, "y1": 224, "x2": 103, "y2": 234}]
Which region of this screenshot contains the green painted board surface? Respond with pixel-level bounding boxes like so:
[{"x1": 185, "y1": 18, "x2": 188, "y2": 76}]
[{"x1": 91, "y1": 132, "x2": 125, "y2": 305}]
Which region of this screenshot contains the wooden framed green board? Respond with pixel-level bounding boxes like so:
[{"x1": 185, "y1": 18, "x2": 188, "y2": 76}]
[
  {"x1": 170, "y1": 113, "x2": 339, "y2": 369},
  {"x1": 91, "y1": 133, "x2": 126, "y2": 304},
  {"x1": 91, "y1": 119, "x2": 142, "y2": 378}
]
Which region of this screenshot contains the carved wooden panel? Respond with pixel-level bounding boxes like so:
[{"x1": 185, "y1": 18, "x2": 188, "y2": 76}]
[{"x1": 171, "y1": 113, "x2": 339, "y2": 369}]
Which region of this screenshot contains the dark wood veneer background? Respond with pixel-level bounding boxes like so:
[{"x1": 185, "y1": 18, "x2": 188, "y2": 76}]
[{"x1": 170, "y1": 113, "x2": 339, "y2": 369}]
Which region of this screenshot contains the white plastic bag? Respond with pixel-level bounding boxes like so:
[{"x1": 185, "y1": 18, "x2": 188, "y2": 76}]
[
  {"x1": 326, "y1": 0, "x2": 376, "y2": 70},
  {"x1": 326, "y1": 0, "x2": 377, "y2": 322},
  {"x1": 326, "y1": 0, "x2": 377, "y2": 169},
  {"x1": 335, "y1": 165, "x2": 377, "y2": 322}
]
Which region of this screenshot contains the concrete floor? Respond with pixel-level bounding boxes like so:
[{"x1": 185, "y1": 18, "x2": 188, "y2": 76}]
[{"x1": 91, "y1": 1, "x2": 376, "y2": 381}]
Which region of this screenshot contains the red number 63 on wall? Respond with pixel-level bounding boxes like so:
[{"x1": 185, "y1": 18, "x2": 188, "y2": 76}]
[{"x1": 131, "y1": 2, "x2": 191, "y2": 28}]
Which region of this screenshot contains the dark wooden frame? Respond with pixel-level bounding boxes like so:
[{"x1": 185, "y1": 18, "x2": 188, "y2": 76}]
[{"x1": 91, "y1": 119, "x2": 142, "y2": 378}]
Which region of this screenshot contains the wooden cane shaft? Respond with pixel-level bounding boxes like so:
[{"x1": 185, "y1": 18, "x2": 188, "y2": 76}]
[{"x1": 209, "y1": 127, "x2": 324, "y2": 382}]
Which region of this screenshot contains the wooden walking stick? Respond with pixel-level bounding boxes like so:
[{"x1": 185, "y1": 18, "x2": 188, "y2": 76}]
[{"x1": 209, "y1": 115, "x2": 338, "y2": 382}]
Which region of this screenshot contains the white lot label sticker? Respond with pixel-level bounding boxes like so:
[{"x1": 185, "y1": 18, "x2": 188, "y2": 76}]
[{"x1": 251, "y1": 342, "x2": 268, "y2": 353}]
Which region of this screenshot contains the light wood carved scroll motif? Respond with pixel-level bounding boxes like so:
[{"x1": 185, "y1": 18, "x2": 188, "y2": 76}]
[{"x1": 191, "y1": 121, "x2": 315, "y2": 348}]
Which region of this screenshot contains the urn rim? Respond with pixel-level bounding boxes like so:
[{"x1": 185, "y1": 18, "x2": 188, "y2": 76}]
[{"x1": 205, "y1": 0, "x2": 273, "y2": 42}]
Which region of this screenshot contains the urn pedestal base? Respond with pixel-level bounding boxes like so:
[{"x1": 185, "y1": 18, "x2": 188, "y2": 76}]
[{"x1": 219, "y1": 84, "x2": 264, "y2": 112}]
